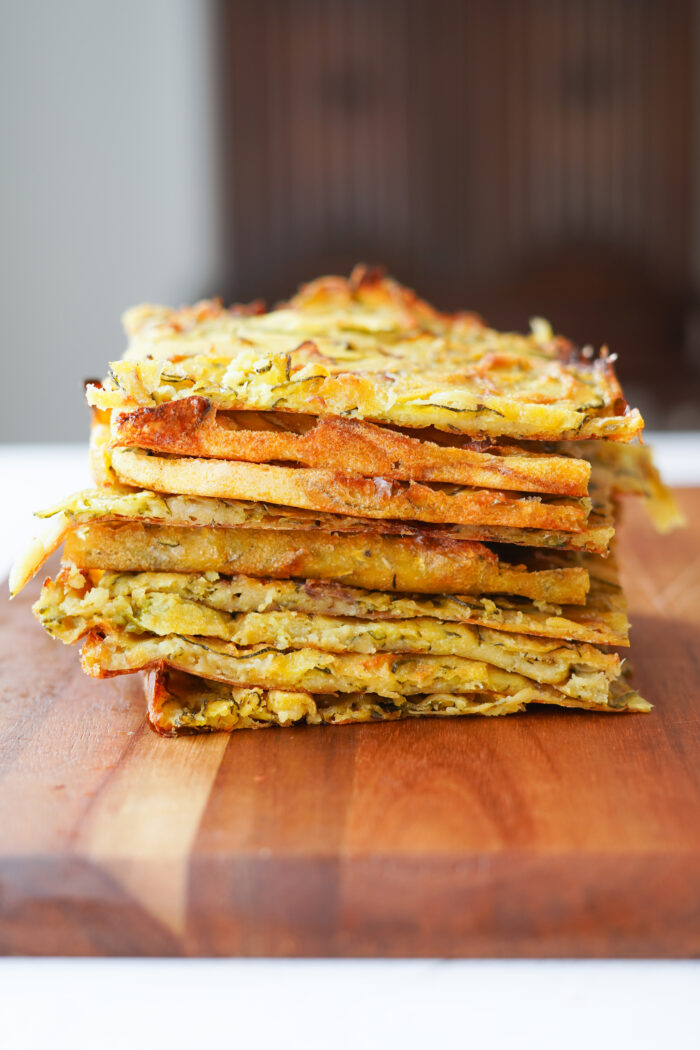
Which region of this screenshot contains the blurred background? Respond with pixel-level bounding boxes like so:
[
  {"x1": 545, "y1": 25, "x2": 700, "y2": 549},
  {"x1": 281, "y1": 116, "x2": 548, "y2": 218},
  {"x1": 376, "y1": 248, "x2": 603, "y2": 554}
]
[{"x1": 2, "y1": 0, "x2": 699, "y2": 441}]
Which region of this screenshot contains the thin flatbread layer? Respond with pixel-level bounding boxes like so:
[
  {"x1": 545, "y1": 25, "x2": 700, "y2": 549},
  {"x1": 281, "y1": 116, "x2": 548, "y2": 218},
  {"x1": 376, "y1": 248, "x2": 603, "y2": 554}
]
[
  {"x1": 93, "y1": 422, "x2": 614, "y2": 553},
  {"x1": 61, "y1": 522, "x2": 590, "y2": 603},
  {"x1": 146, "y1": 666, "x2": 649, "y2": 735},
  {"x1": 411, "y1": 514, "x2": 613, "y2": 554},
  {"x1": 36, "y1": 568, "x2": 620, "y2": 695},
  {"x1": 147, "y1": 668, "x2": 526, "y2": 733},
  {"x1": 98, "y1": 416, "x2": 614, "y2": 549},
  {"x1": 88, "y1": 349, "x2": 642, "y2": 443},
  {"x1": 51, "y1": 562, "x2": 629, "y2": 646},
  {"x1": 110, "y1": 400, "x2": 591, "y2": 496},
  {"x1": 81, "y1": 628, "x2": 616, "y2": 705},
  {"x1": 109, "y1": 404, "x2": 679, "y2": 531},
  {"x1": 13, "y1": 486, "x2": 434, "y2": 597},
  {"x1": 8, "y1": 483, "x2": 612, "y2": 599},
  {"x1": 109, "y1": 446, "x2": 591, "y2": 530}
]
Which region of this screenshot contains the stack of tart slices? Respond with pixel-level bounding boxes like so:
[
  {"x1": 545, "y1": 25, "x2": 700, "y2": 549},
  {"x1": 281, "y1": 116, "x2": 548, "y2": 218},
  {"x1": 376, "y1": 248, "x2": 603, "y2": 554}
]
[{"x1": 11, "y1": 267, "x2": 683, "y2": 734}]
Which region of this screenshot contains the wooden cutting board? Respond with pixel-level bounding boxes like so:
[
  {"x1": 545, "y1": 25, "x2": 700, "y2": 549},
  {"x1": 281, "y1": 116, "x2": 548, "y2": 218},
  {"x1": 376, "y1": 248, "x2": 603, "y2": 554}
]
[{"x1": 1, "y1": 491, "x2": 699, "y2": 958}]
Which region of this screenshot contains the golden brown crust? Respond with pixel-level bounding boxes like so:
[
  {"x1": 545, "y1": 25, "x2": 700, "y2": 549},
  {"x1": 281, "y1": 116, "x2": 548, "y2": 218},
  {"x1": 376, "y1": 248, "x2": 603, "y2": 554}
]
[
  {"x1": 62, "y1": 521, "x2": 590, "y2": 603},
  {"x1": 109, "y1": 447, "x2": 590, "y2": 531},
  {"x1": 111, "y1": 399, "x2": 591, "y2": 497},
  {"x1": 282, "y1": 264, "x2": 480, "y2": 329},
  {"x1": 123, "y1": 267, "x2": 463, "y2": 349}
]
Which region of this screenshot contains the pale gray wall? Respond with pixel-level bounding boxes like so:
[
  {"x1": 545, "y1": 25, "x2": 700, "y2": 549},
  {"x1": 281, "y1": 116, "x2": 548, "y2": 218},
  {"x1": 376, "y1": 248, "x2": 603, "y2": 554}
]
[{"x1": 0, "y1": 0, "x2": 220, "y2": 441}]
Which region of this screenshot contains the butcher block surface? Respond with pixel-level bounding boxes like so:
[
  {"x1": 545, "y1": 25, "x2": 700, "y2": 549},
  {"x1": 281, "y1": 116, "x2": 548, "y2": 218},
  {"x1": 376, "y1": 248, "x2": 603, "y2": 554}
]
[{"x1": 1, "y1": 491, "x2": 699, "y2": 958}]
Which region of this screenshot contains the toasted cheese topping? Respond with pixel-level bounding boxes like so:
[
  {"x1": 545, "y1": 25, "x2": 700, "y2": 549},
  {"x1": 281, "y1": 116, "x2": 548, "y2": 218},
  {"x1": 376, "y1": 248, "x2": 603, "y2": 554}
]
[
  {"x1": 88, "y1": 269, "x2": 642, "y2": 441},
  {"x1": 89, "y1": 349, "x2": 642, "y2": 442}
]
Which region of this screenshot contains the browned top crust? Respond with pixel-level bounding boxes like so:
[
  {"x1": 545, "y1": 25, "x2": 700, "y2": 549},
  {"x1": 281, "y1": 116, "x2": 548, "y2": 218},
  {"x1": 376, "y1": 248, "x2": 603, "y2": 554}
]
[
  {"x1": 88, "y1": 267, "x2": 644, "y2": 442},
  {"x1": 281, "y1": 263, "x2": 480, "y2": 329}
]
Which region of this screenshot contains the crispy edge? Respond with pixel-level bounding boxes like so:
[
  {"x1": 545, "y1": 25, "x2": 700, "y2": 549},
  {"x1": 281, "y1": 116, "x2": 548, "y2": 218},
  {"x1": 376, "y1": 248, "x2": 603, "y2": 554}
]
[
  {"x1": 144, "y1": 662, "x2": 649, "y2": 735},
  {"x1": 110, "y1": 400, "x2": 591, "y2": 497},
  {"x1": 110, "y1": 447, "x2": 590, "y2": 531}
]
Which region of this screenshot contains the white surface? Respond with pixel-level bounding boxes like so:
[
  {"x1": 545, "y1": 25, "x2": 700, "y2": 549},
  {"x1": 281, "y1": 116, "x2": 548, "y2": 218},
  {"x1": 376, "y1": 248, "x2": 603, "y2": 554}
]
[
  {"x1": 638, "y1": 431, "x2": 700, "y2": 484},
  {"x1": 1, "y1": 438, "x2": 699, "y2": 1049},
  {"x1": 0, "y1": 959, "x2": 699, "y2": 1050}
]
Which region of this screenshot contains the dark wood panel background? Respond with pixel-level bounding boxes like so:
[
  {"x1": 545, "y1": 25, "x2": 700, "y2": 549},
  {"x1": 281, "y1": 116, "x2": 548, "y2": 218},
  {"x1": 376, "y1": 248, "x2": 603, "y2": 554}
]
[{"x1": 216, "y1": 0, "x2": 700, "y2": 421}]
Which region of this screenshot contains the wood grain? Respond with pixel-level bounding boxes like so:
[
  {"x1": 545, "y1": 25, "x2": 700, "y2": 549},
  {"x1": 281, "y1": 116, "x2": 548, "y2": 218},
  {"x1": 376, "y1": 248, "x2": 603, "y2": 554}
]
[{"x1": 1, "y1": 491, "x2": 700, "y2": 957}]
